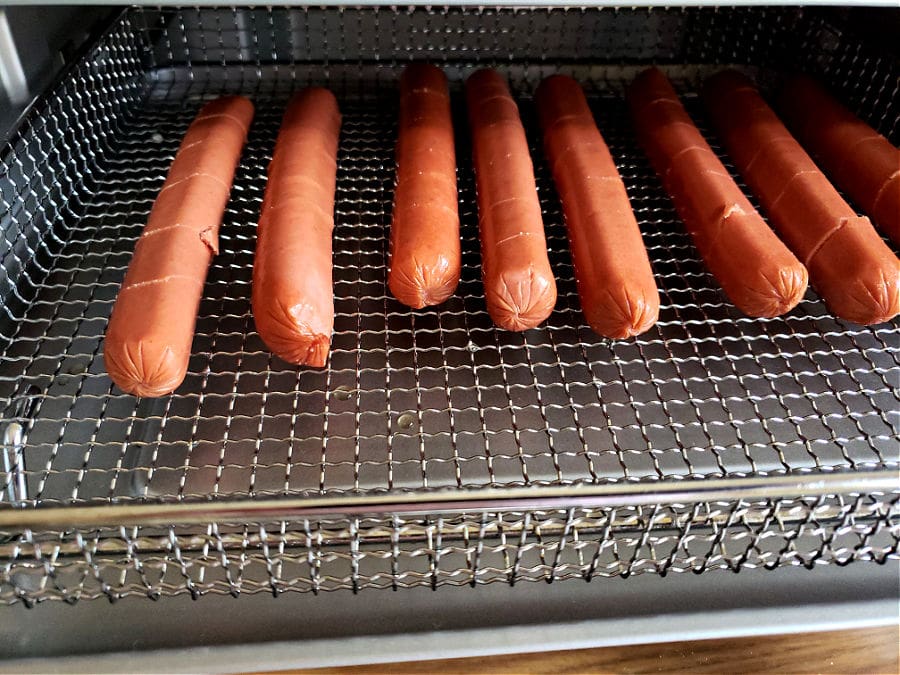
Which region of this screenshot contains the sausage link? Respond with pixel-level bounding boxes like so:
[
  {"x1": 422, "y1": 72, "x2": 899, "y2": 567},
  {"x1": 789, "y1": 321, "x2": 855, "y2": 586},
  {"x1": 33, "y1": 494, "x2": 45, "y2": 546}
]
[
  {"x1": 466, "y1": 69, "x2": 557, "y2": 331},
  {"x1": 104, "y1": 96, "x2": 254, "y2": 397},
  {"x1": 252, "y1": 88, "x2": 341, "y2": 367},
  {"x1": 626, "y1": 68, "x2": 808, "y2": 318},
  {"x1": 703, "y1": 70, "x2": 899, "y2": 325},
  {"x1": 536, "y1": 74, "x2": 659, "y2": 339},
  {"x1": 388, "y1": 64, "x2": 461, "y2": 308},
  {"x1": 777, "y1": 74, "x2": 900, "y2": 247}
]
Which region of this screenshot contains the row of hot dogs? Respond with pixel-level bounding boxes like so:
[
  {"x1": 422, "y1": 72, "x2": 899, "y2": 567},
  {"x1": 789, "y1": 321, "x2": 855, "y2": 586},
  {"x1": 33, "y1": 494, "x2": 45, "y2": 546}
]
[{"x1": 103, "y1": 66, "x2": 900, "y2": 398}]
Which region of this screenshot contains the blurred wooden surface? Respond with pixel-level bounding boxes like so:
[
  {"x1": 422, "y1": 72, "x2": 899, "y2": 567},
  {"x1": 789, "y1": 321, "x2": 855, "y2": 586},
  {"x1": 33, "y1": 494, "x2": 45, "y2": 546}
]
[{"x1": 278, "y1": 625, "x2": 899, "y2": 674}]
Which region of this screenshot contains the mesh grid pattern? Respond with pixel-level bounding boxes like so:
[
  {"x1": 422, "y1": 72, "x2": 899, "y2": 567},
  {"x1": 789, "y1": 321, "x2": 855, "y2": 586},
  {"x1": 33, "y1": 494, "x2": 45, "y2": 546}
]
[
  {"x1": 2, "y1": 493, "x2": 897, "y2": 604},
  {"x1": 138, "y1": 7, "x2": 795, "y2": 70},
  {"x1": 3, "y1": 88, "x2": 898, "y2": 506},
  {"x1": 0, "y1": 7, "x2": 898, "y2": 601}
]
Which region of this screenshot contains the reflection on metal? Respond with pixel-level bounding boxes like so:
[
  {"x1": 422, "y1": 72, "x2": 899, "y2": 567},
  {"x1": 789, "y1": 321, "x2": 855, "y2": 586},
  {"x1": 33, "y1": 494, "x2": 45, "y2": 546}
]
[{"x1": 0, "y1": 11, "x2": 28, "y2": 105}]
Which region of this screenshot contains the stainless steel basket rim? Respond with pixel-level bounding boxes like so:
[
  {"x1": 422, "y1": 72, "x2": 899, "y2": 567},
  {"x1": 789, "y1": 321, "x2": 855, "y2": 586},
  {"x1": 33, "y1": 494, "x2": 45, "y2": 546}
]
[
  {"x1": 0, "y1": 470, "x2": 896, "y2": 529},
  {"x1": 1, "y1": 6, "x2": 898, "y2": 535}
]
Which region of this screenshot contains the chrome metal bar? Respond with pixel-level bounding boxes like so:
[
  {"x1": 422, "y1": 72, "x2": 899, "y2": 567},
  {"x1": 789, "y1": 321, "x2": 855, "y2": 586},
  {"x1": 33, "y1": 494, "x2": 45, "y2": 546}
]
[{"x1": 0, "y1": 472, "x2": 896, "y2": 529}]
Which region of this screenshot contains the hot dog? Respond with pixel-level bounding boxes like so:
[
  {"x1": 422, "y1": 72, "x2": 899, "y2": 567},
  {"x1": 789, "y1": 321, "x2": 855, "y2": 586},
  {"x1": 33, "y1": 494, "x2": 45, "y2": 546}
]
[
  {"x1": 703, "y1": 70, "x2": 899, "y2": 326},
  {"x1": 388, "y1": 63, "x2": 461, "y2": 309},
  {"x1": 104, "y1": 96, "x2": 254, "y2": 397},
  {"x1": 252, "y1": 88, "x2": 341, "y2": 367},
  {"x1": 535, "y1": 74, "x2": 659, "y2": 339},
  {"x1": 626, "y1": 68, "x2": 808, "y2": 318},
  {"x1": 466, "y1": 69, "x2": 557, "y2": 331},
  {"x1": 777, "y1": 74, "x2": 900, "y2": 247}
]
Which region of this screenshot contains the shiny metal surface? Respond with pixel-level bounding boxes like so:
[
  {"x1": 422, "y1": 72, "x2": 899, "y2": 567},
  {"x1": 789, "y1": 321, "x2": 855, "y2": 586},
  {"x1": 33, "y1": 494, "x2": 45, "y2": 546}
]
[
  {"x1": 1, "y1": 563, "x2": 898, "y2": 667},
  {"x1": 0, "y1": 7, "x2": 897, "y2": 603}
]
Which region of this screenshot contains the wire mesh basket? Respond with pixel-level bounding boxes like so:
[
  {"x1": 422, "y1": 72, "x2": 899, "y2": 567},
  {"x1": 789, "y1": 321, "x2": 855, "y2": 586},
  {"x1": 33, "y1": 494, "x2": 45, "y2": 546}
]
[{"x1": 0, "y1": 6, "x2": 897, "y2": 604}]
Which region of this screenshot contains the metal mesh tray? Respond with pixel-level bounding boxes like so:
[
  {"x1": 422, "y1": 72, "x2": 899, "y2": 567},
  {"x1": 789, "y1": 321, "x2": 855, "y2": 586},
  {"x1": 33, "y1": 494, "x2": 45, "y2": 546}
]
[{"x1": 0, "y1": 6, "x2": 897, "y2": 603}]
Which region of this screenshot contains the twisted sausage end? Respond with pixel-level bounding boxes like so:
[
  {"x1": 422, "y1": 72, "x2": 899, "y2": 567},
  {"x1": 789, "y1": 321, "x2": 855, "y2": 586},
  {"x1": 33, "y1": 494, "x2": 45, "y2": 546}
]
[
  {"x1": 584, "y1": 287, "x2": 661, "y2": 339},
  {"x1": 487, "y1": 266, "x2": 558, "y2": 332},
  {"x1": 104, "y1": 337, "x2": 189, "y2": 398}
]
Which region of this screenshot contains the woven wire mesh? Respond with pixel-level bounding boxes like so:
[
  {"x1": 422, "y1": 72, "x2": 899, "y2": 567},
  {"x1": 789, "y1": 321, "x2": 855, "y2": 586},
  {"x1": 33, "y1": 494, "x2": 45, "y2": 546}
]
[
  {"x1": 0, "y1": 7, "x2": 898, "y2": 601},
  {"x1": 2, "y1": 492, "x2": 897, "y2": 604}
]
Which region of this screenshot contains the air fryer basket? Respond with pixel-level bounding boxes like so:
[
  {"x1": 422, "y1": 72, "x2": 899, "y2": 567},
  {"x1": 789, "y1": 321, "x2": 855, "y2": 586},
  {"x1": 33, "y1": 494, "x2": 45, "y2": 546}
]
[{"x1": 0, "y1": 6, "x2": 897, "y2": 604}]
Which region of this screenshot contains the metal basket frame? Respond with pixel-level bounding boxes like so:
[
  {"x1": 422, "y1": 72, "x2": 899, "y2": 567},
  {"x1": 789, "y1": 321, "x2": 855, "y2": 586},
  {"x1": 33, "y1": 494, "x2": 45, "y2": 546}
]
[{"x1": 0, "y1": 6, "x2": 897, "y2": 603}]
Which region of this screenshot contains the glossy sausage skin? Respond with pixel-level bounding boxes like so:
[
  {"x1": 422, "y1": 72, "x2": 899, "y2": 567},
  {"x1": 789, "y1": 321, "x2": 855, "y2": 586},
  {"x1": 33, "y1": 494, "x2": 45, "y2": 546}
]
[
  {"x1": 536, "y1": 74, "x2": 659, "y2": 339},
  {"x1": 466, "y1": 68, "x2": 557, "y2": 331},
  {"x1": 104, "y1": 96, "x2": 254, "y2": 397},
  {"x1": 704, "y1": 70, "x2": 899, "y2": 325},
  {"x1": 626, "y1": 68, "x2": 808, "y2": 318},
  {"x1": 778, "y1": 74, "x2": 900, "y2": 247},
  {"x1": 252, "y1": 88, "x2": 341, "y2": 367},
  {"x1": 388, "y1": 63, "x2": 461, "y2": 309}
]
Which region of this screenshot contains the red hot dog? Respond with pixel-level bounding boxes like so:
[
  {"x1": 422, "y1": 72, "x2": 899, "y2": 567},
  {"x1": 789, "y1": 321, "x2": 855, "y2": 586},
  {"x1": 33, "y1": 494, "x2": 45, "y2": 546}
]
[
  {"x1": 466, "y1": 69, "x2": 557, "y2": 331},
  {"x1": 626, "y1": 68, "x2": 808, "y2": 318},
  {"x1": 536, "y1": 74, "x2": 659, "y2": 339},
  {"x1": 252, "y1": 88, "x2": 342, "y2": 367},
  {"x1": 703, "y1": 70, "x2": 899, "y2": 326},
  {"x1": 388, "y1": 64, "x2": 461, "y2": 308},
  {"x1": 104, "y1": 96, "x2": 254, "y2": 397},
  {"x1": 777, "y1": 74, "x2": 900, "y2": 247}
]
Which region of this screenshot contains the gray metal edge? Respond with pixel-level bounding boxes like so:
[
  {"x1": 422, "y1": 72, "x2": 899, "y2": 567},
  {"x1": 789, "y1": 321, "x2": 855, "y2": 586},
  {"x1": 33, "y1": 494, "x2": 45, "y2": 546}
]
[
  {"x1": 2, "y1": 598, "x2": 897, "y2": 673},
  {"x1": 2, "y1": 560, "x2": 896, "y2": 668}
]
